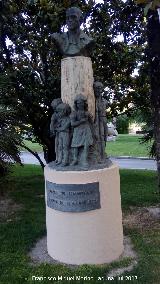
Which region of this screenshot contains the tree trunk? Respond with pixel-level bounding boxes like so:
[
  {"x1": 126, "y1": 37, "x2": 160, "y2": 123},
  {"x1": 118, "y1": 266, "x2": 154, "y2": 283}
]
[
  {"x1": 61, "y1": 56, "x2": 95, "y2": 119},
  {"x1": 44, "y1": 137, "x2": 56, "y2": 164},
  {"x1": 22, "y1": 144, "x2": 45, "y2": 170},
  {"x1": 147, "y1": 10, "x2": 160, "y2": 193}
]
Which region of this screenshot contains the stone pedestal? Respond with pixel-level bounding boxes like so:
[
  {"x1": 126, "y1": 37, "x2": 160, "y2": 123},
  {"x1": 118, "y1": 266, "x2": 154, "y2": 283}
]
[
  {"x1": 61, "y1": 56, "x2": 95, "y2": 119},
  {"x1": 44, "y1": 163, "x2": 123, "y2": 265}
]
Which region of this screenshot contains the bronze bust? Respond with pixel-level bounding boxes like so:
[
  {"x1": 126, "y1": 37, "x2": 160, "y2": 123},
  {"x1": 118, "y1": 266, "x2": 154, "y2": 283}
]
[{"x1": 51, "y1": 7, "x2": 94, "y2": 57}]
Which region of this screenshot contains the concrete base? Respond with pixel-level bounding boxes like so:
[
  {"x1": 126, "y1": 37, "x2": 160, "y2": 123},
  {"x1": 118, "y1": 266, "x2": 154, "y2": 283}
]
[{"x1": 44, "y1": 163, "x2": 123, "y2": 265}]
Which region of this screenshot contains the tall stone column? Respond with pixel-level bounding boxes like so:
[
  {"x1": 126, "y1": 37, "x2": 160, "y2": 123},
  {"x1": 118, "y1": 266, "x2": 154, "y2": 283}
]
[{"x1": 61, "y1": 56, "x2": 95, "y2": 119}]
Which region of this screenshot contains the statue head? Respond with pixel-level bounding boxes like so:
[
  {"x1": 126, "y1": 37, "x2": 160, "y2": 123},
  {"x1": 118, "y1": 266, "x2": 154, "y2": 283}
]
[
  {"x1": 51, "y1": 98, "x2": 62, "y2": 111},
  {"x1": 93, "y1": 81, "x2": 104, "y2": 97},
  {"x1": 56, "y1": 103, "x2": 71, "y2": 118},
  {"x1": 74, "y1": 94, "x2": 88, "y2": 111},
  {"x1": 66, "y1": 7, "x2": 83, "y2": 31}
]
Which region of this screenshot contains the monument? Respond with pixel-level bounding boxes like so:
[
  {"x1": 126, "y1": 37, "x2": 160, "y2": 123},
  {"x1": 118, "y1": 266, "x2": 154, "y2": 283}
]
[{"x1": 44, "y1": 6, "x2": 123, "y2": 265}]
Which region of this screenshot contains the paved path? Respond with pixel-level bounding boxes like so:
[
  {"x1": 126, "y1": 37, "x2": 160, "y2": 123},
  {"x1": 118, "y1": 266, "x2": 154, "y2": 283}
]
[
  {"x1": 20, "y1": 152, "x2": 46, "y2": 165},
  {"x1": 20, "y1": 152, "x2": 157, "y2": 170},
  {"x1": 111, "y1": 157, "x2": 156, "y2": 170}
]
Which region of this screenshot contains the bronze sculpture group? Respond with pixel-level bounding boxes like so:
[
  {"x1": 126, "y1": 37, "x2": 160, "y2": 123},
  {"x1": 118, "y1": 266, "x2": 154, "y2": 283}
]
[
  {"x1": 50, "y1": 86, "x2": 107, "y2": 169},
  {"x1": 50, "y1": 6, "x2": 108, "y2": 169}
]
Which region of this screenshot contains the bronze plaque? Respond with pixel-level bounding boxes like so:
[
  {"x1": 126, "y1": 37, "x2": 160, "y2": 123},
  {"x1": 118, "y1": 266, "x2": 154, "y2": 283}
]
[{"x1": 46, "y1": 181, "x2": 100, "y2": 212}]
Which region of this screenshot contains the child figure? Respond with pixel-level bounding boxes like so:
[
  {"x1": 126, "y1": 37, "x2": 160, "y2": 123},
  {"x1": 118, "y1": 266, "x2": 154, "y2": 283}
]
[
  {"x1": 70, "y1": 95, "x2": 93, "y2": 168},
  {"x1": 50, "y1": 98, "x2": 62, "y2": 163},
  {"x1": 55, "y1": 103, "x2": 71, "y2": 166},
  {"x1": 93, "y1": 81, "x2": 108, "y2": 161}
]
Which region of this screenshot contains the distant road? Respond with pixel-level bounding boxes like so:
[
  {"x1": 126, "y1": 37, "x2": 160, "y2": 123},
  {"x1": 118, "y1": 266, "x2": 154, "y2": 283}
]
[
  {"x1": 20, "y1": 152, "x2": 157, "y2": 170},
  {"x1": 111, "y1": 157, "x2": 156, "y2": 171}
]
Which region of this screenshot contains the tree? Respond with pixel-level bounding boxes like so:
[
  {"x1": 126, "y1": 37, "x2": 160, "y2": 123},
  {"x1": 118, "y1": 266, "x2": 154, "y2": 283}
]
[
  {"x1": 0, "y1": 0, "x2": 148, "y2": 166},
  {"x1": 0, "y1": 107, "x2": 22, "y2": 176},
  {"x1": 0, "y1": 66, "x2": 23, "y2": 176},
  {"x1": 135, "y1": 0, "x2": 160, "y2": 192}
]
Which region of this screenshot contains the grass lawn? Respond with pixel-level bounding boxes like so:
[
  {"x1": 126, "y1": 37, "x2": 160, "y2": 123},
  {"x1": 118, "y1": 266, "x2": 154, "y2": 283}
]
[
  {"x1": 22, "y1": 140, "x2": 43, "y2": 153},
  {"x1": 107, "y1": 134, "x2": 152, "y2": 157},
  {"x1": 22, "y1": 135, "x2": 152, "y2": 158},
  {"x1": 0, "y1": 165, "x2": 160, "y2": 283}
]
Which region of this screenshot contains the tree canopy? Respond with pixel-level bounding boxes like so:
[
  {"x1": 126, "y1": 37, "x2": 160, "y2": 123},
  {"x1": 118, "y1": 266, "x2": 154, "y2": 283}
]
[{"x1": 0, "y1": 0, "x2": 150, "y2": 164}]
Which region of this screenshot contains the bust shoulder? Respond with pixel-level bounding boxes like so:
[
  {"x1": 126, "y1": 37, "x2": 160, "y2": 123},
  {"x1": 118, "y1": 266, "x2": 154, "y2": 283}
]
[
  {"x1": 79, "y1": 31, "x2": 94, "y2": 44},
  {"x1": 79, "y1": 31, "x2": 94, "y2": 55},
  {"x1": 51, "y1": 30, "x2": 94, "y2": 57},
  {"x1": 51, "y1": 32, "x2": 65, "y2": 43}
]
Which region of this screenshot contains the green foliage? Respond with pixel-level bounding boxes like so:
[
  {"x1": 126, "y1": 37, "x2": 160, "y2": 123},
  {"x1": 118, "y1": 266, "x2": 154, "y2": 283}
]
[
  {"x1": 0, "y1": 0, "x2": 148, "y2": 162},
  {"x1": 0, "y1": 70, "x2": 23, "y2": 176},
  {"x1": 116, "y1": 115, "x2": 130, "y2": 134},
  {"x1": 0, "y1": 107, "x2": 22, "y2": 176}
]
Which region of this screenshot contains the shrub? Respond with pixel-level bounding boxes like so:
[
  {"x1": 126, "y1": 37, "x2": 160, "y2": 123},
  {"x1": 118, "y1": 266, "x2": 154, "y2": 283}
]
[{"x1": 116, "y1": 115, "x2": 130, "y2": 134}]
